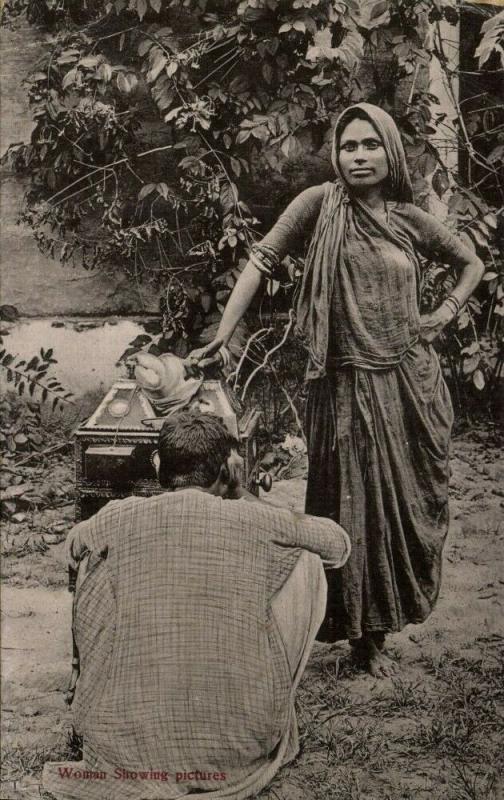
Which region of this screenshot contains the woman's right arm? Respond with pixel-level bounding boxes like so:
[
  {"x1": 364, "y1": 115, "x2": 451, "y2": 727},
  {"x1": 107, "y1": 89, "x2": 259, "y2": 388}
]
[
  {"x1": 190, "y1": 184, "x2": 326, "y2": 365},
  {"x1": 187, "y1": 262, "x2": 263, "y2": 368},
  {"x1": 215, "y1": 260, "x2": 264, "y2": 346}
]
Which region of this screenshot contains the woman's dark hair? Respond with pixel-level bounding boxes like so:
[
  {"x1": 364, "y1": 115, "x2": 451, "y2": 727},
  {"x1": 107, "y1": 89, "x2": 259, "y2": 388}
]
[
  {"x1": 157, "y1": 411, "x2": 238, "y2": 489},
  {"x1": 335, "y1": 107, "x2": 379, "y2": 149}
]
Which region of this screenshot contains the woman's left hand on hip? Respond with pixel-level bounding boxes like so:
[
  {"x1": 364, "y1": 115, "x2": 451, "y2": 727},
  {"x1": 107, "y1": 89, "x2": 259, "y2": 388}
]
[{"x1": 419, "y1": 305, "x2": 453, "y2": 343}]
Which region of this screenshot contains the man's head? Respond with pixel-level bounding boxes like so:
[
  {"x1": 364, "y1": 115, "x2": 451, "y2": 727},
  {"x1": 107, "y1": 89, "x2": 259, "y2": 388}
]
[{"x1": 156, "y1": 411, "x2": 242, "y2": 496}]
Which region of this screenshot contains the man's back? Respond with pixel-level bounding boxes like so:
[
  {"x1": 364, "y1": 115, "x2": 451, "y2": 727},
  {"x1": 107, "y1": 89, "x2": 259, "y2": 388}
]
[{"x1": 46, "y1": 488, "x2": 348, "y2": 799}]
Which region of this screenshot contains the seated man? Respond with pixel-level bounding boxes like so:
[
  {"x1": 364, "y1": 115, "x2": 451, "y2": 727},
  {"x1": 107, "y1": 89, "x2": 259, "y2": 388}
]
[{"x1": 43, "y1": 413, "x2": 350, "y2": 800}]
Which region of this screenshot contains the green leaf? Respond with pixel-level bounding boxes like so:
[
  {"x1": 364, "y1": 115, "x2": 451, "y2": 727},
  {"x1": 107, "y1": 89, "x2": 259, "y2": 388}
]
[
  {"x1": 137, "y1": 0, "x2": 148, "y2": 20},
  {"x1": 460, "y1": 341, "x2": 479, "y2": 357},
  {"x1": 475, "y1": 10, "x2": 504, "y2": 68},
  {"x1": 138, "y1": 39, "x2": 154, "y2": 57},
  {"x1": 150, "y1": 0, "x2": 162, "y2": 11},
  {"x1": 462, "y1": 353, "x2": 480, "y2": 375},
  {"x1": 138, "y1": 183, "x2": 156, "y2": 200},
  {"x1": 262, "y1": 63, "x2": 273, "y2": 84},
  {"x1": 25, "y1": 356, "x2": 38, "y2": 371},
  {"x1": 487, "y1": 144, "x2": 504, "y2": 165},
  {"x1": 147, "y1": 51, "x2": 167, "y2": 83},
  {"x1": 358, "y1": 0, "x2": 390, "y2": 30},
  {"x1": 220, "y1": 182, "x2": 239, "y2": 213},
  {"x1": 79, "y1": 56, "x2": 101, "y2": 69},
  {"x1": 179, "y1": 156, "x2": 198, "y2": 169},
  {"x1": 117, "y1": 72, "x2": 130, "y2": 94},
  {"x1": 156, "y1": 182, "x2": 169, "y2": 200},
  {"x1": 157, "y1": 87, "x2": 175, "y2": 110},
  {"x1": 236, "y1": 129, "x2": 251, "y2": 144},
  {"x1": 165, "y1": 106, "x2": 182, "y2": 122},
  {"x1": 432, "y1": 168, "x2": 450, "y2": 198},
  {"x1": 472, "y1": 369, "x2": 485, "y2": 391},
  {"x1": 117, "y1": 72, "x2": 138, "y2": 94},
  {"x1": 229, "y1": 74, "x2": 249, "y2": 94},
  {"x1": 57, "y1": 52, "x2": 79, "y2": 66},
  {"x1": 467, "y1": 226, "x2": 489, "y2": 250},
  {"x1": 62, "y1": 68, "x2": 78, "y2": 90},
  {"x1": 201, "y1": 293, "x2": 212, "y2": 313},
  {"x1": 483, "y1": 213, "x2": 497, "y2": 230},
  {"x1": 230, "y1": 157, "x2": 241, "y2": 177},
  {"x1": 96, "y1": 63, "x2": 112, "y2": 83},
  {"x1": 281, "y1": 134, "x2": 302, "y2": 159}
]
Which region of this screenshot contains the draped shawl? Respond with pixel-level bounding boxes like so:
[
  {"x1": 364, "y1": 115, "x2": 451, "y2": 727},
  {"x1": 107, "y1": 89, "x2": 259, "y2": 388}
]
[{"x1": 295, "y1": 103, "x2": 420, "y2": 377}]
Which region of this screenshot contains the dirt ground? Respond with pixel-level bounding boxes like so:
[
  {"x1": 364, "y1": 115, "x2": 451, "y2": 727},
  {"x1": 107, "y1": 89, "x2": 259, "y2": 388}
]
[{"x1": 1, "y1": 428, "x2": 503, "y2": 800}]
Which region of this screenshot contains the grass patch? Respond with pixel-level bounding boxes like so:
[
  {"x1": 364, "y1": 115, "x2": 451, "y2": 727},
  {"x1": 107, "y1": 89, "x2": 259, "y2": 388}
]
[
  {"x1": 1, "y1": 728, "x2": 82, "y2": 783},
  {"x1": 262, "y1": 647, "x2": 504, "y2": 799},
  {"x1": 3, "y1": 646, "x2": 502, "y2": 800},
  {"x1": 449, "y1": 759, "x2": 499, "y2": 800}
]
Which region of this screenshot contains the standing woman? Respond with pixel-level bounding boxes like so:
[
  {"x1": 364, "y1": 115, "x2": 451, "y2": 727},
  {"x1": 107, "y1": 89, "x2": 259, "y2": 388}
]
[{"x1": 191, "y1": 103, "x2": 484, "y2": 676}]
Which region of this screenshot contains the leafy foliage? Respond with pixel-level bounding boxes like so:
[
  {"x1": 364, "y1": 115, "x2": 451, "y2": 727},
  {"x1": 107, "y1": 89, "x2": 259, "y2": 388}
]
[
  {"x1": 1, "y1": 0, "x2": 503, "y2": 417},
  {"x1": 475, "y1": 9, "x2": 504, "y2": 69},
  {"x1": 0, "y1": 306, "x2": 75, "y2": 411},
  {"x1": 0, "y1": 391, "x2": 74, "y2": 527}
]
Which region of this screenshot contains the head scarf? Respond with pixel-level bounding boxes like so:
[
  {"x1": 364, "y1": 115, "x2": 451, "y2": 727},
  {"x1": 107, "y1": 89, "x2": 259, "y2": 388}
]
[{"x1": 295, "y1": 103, "x2": 416, "y2": 377}]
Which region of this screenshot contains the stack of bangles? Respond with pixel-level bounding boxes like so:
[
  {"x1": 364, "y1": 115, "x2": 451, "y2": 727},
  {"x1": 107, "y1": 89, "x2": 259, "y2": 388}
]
[
  {"x1": 249, "y1": 244, "x2": 280, "y2": 279},
  {"x1": 442, "y1": 294, "x2": 461, "y2": 318}
]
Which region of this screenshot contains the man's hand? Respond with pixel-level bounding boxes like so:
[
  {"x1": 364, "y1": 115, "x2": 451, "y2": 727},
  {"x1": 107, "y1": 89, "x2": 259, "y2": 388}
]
[
  {"x1": 419, "y1": 302, "x2": 455, "y2": 344},
  {"x1": 66, "y1": 524, "x2": 90, "y2": 571}
]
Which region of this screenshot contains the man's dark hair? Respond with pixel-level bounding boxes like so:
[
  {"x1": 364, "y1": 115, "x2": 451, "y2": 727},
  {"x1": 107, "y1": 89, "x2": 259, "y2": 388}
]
[{"x1": 157, "y1": 411, "x2": 238, "y2": 489}]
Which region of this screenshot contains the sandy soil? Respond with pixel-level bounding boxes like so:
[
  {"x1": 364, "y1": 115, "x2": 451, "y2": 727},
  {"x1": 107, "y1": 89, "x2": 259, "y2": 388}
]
[{"x1": 1, "y1": 429, "x2": 503, "y2": 800}]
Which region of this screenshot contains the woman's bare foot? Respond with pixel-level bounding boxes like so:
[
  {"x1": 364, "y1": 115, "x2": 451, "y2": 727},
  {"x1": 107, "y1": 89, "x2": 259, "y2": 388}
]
[
  {"x1": 367, "y1": 647, "x2": 397, "y2": 678},
  {"x1": 350, "y1": 633, "x2": 397, "y2": 677}
]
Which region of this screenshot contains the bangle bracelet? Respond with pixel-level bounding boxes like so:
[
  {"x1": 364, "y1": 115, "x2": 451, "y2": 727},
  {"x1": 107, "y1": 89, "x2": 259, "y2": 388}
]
[
  {"x1": 249, "y1": 244, "x2": 279, "y2": 279},
  {"x1": 442, "y1": 297, "x2": 459, "y2": 317},
  {"x1": 445, "y1": 295, "x2": 461, "y2": 313}
]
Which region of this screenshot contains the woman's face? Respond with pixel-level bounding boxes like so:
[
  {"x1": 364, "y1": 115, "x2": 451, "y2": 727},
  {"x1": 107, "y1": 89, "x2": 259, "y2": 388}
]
[{"x1": 338, "y1": 118, "x2": 389, "y2": 193}]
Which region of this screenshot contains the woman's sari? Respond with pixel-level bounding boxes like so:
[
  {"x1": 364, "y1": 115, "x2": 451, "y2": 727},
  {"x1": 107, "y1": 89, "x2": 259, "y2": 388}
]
[
  {"x1": 298, "y1": 103, "x2": 454, "y2": 639},
  {"x1": 242, "y1": 102, "x2": 464, "y2": 640}
]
